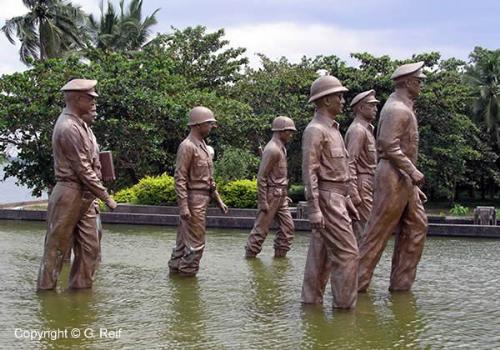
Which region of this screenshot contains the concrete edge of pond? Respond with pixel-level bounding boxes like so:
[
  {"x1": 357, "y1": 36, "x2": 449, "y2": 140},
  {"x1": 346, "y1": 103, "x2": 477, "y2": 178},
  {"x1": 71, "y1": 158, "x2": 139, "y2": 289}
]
[{"x1": 1, "y1": 207, "x2": 499, "y2": 238}]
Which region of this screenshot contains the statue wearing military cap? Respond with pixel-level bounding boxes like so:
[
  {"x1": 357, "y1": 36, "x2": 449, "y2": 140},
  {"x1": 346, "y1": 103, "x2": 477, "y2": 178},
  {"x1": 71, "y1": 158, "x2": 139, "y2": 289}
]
[
  {"x1": 37, "y1": 78, "x2": 117, "y2": 291},
  {"x1": 168, "y1": 106, "x2": 228, "y2": 277},
  {"x1": 345, "y1": 90, "x2": 380, "y2": 244},
  {"x1": 245, "y1": 116, "x2": 296, "y2": 259},
  {"x1": 357, "y1": 62, "x2": 428, "y2": 293},
  {"x1": 61, "y1": 79, "x2": 99, "y2": 96},
  {"x1": 390, "y1": 61, "x2": 427, "y2": 80},
  {"x1": 301, "y1": 75, "x2": 360, "y2": 309}
]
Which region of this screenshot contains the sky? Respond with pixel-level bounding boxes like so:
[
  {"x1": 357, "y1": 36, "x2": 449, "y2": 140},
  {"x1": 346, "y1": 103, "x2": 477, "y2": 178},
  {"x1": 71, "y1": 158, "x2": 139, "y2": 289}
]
[{"x1": 0, "y1": 0, "x2": 499, "y2": 75}]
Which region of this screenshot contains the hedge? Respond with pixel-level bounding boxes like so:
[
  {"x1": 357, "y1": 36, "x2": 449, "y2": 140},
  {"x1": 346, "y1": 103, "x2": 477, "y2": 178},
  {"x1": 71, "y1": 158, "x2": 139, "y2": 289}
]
[
  {"x1": 112, "y1": 175, "x2": 259, "y2": 208},
  {"x1": 219, "y1": 179, "x2": 257, "y2": 208}
]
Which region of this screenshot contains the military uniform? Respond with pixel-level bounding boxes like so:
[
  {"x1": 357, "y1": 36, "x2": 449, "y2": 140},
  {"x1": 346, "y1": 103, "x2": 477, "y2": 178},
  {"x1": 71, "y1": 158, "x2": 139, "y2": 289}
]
[
  {"x1": 245, "y1": 137, "x2": 294, "y2": 257},
  {"x1": 301, "y1": 113, "x2": 359, "y2": 308},
  {"x1": 168, "y1": 135, "x2": 215, "y2": 276},
  {"x1": 168, "y1": 106, "x2": 225, "y2": 277},
  {"x1": 37, "y1": 108, "x2": 111, "y2": 290},
  {"x1": 345, "y1": 90, "x2": 379, "y2": 243},
  {"x1": 358, "y1": 62, "x2": 428, "y2": 292}
]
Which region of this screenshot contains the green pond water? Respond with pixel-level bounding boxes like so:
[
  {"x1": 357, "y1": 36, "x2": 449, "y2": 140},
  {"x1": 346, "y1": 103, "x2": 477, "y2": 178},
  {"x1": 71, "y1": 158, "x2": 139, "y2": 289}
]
[{"x1": 0, "y1": 220, "x2": 499, "y2": 349}]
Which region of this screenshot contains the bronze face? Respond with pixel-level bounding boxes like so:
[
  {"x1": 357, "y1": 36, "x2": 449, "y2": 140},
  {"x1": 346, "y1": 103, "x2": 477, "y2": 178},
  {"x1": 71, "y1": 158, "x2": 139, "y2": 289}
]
[
  {"x1": 359, "y1": 102, "x2": 378, "y2": 122},
  {"x1": 279, "y1": 130, "x2": 294, "y2": 143},
  {"x1": 407, "y1": 77, "x2": 424, "y2": 99},
  {"x1": 76, "y1": 92, "x2": 97, "y2": 118},
  {"x1": 81, "y1": 110, "x2": 98, "y2": 125},
  {"x1": 325, "y1": 92, "x2": 345, "y2": 116},
  {"x1": 196, "y1": 121, "x2": 217, "y2": 138}
]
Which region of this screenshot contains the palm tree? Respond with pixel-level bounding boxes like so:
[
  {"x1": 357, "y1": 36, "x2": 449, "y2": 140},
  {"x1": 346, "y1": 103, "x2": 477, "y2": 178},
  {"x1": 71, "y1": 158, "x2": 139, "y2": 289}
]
[
  {"x1": 88, "y1": 0, "x2": 159, "y2": 52},
  {"x1": 464, "y1": 48, "x2": 500, "y2": 147},
  {"x1": 87, "y1": 0, "x2": 119, "y2": 50},
  {"x1": 1, "y1": 0, "x2": 89, "y2": 65}
]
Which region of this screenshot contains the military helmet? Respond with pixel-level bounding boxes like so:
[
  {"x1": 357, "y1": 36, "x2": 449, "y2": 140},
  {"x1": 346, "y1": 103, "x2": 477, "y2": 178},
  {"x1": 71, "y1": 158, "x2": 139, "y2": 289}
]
[
  {"x1": 187, "y1": 106, "x2": 216, "y2": 126},
  {"x1": 308, "y1": 75, "x2": 348, "y2": 103},
  {"x1": 271, "y1": 116, "x2": 296, "y2": 131}
]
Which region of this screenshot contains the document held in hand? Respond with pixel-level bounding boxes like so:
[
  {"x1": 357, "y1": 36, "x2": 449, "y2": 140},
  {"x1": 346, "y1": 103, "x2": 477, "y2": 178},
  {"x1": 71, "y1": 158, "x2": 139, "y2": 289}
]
[{"x1": 99, "y1": 151, "x2": 116, "y2": 182}]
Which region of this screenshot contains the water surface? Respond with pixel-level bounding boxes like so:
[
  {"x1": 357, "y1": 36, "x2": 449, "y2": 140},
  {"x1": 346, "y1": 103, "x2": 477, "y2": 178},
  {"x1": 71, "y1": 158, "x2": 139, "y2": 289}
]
[{"x1": 1, "y1": 220, "x2": 499, "y2": 349}]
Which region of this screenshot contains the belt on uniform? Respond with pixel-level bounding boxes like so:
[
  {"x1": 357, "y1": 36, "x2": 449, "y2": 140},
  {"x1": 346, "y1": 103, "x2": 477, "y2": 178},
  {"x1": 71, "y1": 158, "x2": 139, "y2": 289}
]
[
  {"x1": 267, "y1": 185, "x2": 288, "y2": 197},
  {"x1": 57, "y1": 181, "x2": 83, "y2": 190},
  {"x1": 318, "y1": 181, "x2": 349, "y2": 196},
  {"x1": 187, "y1": 188, "x2": 211, "y2": 194}
]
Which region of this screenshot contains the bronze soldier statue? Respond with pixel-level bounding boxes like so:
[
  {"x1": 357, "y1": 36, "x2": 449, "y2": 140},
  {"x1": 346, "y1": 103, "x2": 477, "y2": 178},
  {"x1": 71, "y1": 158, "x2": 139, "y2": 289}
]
[
  {"x1": 37, "y1": 79, "x2": 117, "y2": 291},
  {"x1": 301, "y1": 75, "x2": 360, "y2": 309},
  {"x1": 358, "y1": 62, "x2": 428, "y2": 292},
  {"x1": 245, "y1": 116, "x2": 296, "y2": 258},
  {"x1": 345, "y1": 90, "x2": 379, "y2": 244},
  {"x1": 168, "y1": 106, "x2": 228, "y2": 277}
]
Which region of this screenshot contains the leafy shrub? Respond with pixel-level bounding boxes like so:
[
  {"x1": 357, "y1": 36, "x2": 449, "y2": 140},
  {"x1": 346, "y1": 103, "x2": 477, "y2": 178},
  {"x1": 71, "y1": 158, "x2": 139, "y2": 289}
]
[
  {"x1": 220, "y1": 179, "x2": 257, "y2": 208},
  {"x1": 134, "y1": 174, "x2": 176, "y2": 205},
  {"x1": 113, "y1": 186, "x2": 139, "y2": 204},
  {"x1": 288, "y1": 184, "x2": 305, "y2": 203},
  {"x1": 449, "y1": 203, "x2": 470, "y2": 216},
  {"x1": 214, "y1": 146, "x2": 260, "y2": 182}
]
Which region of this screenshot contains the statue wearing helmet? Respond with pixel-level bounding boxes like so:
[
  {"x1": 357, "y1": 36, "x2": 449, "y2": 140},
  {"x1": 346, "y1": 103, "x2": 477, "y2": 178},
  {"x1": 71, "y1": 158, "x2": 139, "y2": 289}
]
[
  {"x1": 245, "y1": 116, "x2": 296, "y2": 258},
  {"x1": 168, "y1": 106, "x2": 228, "y2": 277},
  {"x1": 301, "y1": 75, "x2": 360, "y2": 309}
]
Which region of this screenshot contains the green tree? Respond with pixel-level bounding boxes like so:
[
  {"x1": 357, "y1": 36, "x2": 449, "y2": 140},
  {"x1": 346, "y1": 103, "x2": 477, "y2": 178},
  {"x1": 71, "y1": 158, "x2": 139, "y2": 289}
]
[
  {"x1": 232, "y1": 51, "x2": 497, "y2": 202},
  {"x1": 1, "y1": 0, "x2": 88, "y2": 64},
  {"x1": 231, "y1": 55, "x2": 318, "y2": 183},
  {"x1": 87, "y1": 0, "x2": 159, "y2": 51},
  {"x1": 214, "y1": 146, "x2": 260, "y2": 182},
  {"x1": 154, "y1": 26, "x2": 249, "y2": 90},
  {"x1": 464, "y1": 47, "x2": 500, "y2": 148},
  {"x1": 0, "y1": 26, "x2": 252, "y2": 195}
]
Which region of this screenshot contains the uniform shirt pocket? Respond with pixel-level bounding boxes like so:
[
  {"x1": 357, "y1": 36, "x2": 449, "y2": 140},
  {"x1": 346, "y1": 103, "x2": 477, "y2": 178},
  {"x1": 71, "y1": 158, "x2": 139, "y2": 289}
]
[{"x1": 193, "y1": 158, "x2": 209, "y2": 178}]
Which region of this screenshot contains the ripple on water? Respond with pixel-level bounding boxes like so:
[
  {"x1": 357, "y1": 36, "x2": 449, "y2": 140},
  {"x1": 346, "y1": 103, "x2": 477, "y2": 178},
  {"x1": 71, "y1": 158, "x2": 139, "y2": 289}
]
[{"x1": 1, "y1": 223, "x2": 500, "y2": 349}]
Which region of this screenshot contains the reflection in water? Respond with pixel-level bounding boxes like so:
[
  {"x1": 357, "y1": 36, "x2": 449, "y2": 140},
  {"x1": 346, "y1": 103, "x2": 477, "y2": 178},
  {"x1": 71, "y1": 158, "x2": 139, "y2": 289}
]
[
  {"x1": 37, "y1": 266, "x2": 97, "y2": 349},
  {"x1": 300, "y1": 291, "x2": 425, "y2": 349},
  {"x1": 163, "y1": 276, "x2": 214, "y2": 348},
  {"x1": 2, "y1": 222, "x2": 500, "y2": 349},
  {"x1": 246, "y1": 258, "x2": 291, "y2": 316}
]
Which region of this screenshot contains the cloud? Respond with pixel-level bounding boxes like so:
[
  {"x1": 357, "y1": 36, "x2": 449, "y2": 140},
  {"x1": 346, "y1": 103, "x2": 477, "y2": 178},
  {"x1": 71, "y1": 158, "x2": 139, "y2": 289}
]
[
  {"x1": 222, "y1": 22, "x2": 470, "y2": 68},
  {"x1": 0, "y1": 37, "x2": 25, "y2": 76},
  {"x1": 74, "y1": 0, "x2": 101, "y2": 14},
  {"x1": 0, "y1": 0, "x2": 28, "y2": 20}
]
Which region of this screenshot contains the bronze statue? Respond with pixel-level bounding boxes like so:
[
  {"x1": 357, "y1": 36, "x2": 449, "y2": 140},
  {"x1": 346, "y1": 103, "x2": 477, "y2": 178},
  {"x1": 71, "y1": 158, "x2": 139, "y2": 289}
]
[
  {"x1": 358, "y1": 62, "x2": 428, "y2": 292},
  {"x1": 168, "y1": 106, "x2": 228, "y2": 277},
  {"x1": 301, "y1": 75, "x2": 360, "y2": 309},
  {"x1": 37, "y1": 79, "x2": 117, "y2": 291},
  {"x1": 345, "y1": 90, "x2": 379, "y2": 243},
  {"x1": 245, "y1": 116, "x2": 296, "y2": 258}
]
